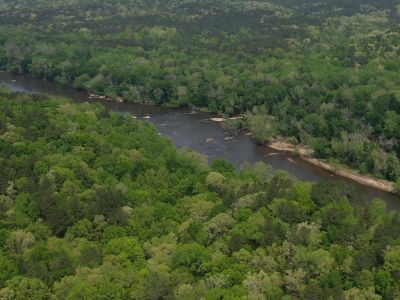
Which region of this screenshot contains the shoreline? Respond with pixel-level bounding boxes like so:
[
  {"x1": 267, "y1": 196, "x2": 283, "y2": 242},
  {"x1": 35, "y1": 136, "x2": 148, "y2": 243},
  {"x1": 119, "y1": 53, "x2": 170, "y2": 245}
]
[
  {"x1": 268, "y1": 141, "x2": 398, "y2": 195},
  {"x1": 209, "y1": 113, "x2": 398, "y2": 196},
  {"x1": 1, "y1": 71, "x2": 398, "y2": 196}
]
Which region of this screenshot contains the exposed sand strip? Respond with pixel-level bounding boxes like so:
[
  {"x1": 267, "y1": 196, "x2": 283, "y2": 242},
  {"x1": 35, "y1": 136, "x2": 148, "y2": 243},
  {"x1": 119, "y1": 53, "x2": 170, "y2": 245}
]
[{"x1": 268, "y1": 141, "x2": 398, "y2": 194}]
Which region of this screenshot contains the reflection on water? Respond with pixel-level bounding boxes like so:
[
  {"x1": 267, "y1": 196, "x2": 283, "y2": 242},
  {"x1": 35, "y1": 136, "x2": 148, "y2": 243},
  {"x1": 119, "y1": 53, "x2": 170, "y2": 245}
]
[{"x1": 1, "y1": 72, "x2": 399, "y2": 210}]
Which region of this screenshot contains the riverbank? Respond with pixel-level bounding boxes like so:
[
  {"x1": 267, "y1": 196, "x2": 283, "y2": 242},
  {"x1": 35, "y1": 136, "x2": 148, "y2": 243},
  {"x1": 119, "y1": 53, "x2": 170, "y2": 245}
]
[
  {"x1": 1, "y1": 71, "x2": 399, "y2": 204},
  {"x1": 209, "y1": 116, "x2": 399, "y2": 195},
  {"x1": 268, "y1": 140, "x2": 398, "y2": 195}
]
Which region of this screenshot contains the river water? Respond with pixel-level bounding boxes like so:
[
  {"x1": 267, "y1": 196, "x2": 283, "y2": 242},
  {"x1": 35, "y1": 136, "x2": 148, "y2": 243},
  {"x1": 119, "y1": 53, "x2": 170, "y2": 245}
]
[{"x1": 1, "y1": 72, "x2": 399, "y2": 210}]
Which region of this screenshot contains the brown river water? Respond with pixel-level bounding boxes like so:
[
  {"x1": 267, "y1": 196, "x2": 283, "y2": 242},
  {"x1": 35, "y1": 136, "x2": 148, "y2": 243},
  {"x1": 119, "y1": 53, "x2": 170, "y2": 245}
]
[{"x1": 1, "y1": 72, "x2": 399, "y2": 211}]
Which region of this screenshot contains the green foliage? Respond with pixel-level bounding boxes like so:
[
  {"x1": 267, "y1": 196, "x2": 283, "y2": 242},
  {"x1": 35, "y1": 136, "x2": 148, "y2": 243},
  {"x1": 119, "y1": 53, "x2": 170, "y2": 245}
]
[
  {"x1": 0, "y1": 253, "x2": 18, "y2": 287},
  {"x1": 222, "y1": 119, "x2": 245, "y2": 136},
  {"x1": 0, "y1": 277, "x2": 48, "y2": 300},
  {"x1": 0, "y1": 0, "x2": 399, "y2": 182},
  {"x1": 103, "y1": 237, "x2": 144, "y2": 263},
  {"x1": 247, "y1": 114, "x2": 277, "y2": 144},
  {"x1": 313, "y1": 138, "x2": 331, "y2": 159},
  {"x1": 211, "y1": 159, "x2": 235, "y2": 175},
  {"x1": 16, "y1": 4, "x2": 400, "y2": 298}
]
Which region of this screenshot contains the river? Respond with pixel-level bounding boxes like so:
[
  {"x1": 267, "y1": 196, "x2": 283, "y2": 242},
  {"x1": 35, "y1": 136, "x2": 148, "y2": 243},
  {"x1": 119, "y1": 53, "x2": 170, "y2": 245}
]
[{"x1": 1, "y1": 72, "x2": 399, "y2": 210}]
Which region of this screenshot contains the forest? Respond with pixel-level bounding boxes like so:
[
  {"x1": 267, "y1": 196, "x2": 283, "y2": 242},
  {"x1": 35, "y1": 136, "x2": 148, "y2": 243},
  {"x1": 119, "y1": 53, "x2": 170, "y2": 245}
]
[
  {"x1": 0, "y1": 0, "x2": 399, "y2": 185},
  {"x1": 0, "y1": 90, "x2": 400, "y2": 299}
]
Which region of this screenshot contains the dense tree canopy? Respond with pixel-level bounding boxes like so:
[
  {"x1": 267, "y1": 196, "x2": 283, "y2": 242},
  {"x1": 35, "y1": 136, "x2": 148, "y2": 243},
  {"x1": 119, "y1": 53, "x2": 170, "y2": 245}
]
[
  {"x1": 0, "y1": 91, "x2": 399, "y2": 299},
  {"x1": 0, "y1": 0, "x2": 399, "y2": 183}
]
